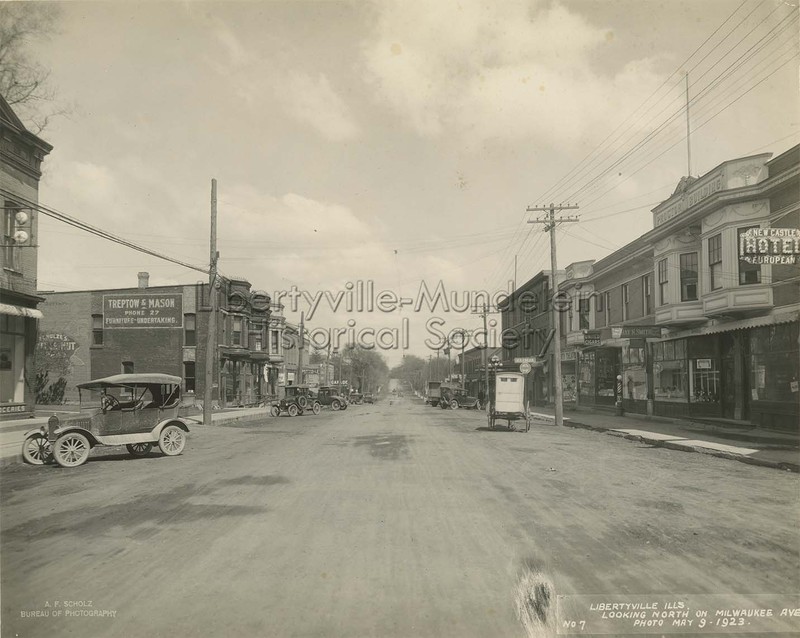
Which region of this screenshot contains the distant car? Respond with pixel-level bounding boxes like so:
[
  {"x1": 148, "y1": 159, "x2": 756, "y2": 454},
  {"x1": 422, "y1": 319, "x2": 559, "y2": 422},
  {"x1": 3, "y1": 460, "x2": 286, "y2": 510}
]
[
  {"x1": 22, "y1": 373, "x2": 190, "y2": 468},
  {"x1": 270, "y1": 385, "x2": 321, "y2": 417},
  {"x1": 350, "y1": 392, "x2": 364, "y2": 405},
  {"x1": 363, "y1": 393, "x2": 375, "y2": 404}
]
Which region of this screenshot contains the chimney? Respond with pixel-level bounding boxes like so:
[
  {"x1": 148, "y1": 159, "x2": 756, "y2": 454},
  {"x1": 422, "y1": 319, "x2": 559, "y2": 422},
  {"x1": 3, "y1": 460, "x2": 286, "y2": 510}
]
[{"x1": 137, "y1": 272, "x2": 149, "y2": 289}]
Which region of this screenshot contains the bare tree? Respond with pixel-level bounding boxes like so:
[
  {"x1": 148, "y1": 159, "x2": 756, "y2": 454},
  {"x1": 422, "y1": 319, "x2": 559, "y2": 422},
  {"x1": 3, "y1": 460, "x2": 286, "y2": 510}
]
[{"x1": 0, "y1": 2, "x2": 63, "y2": 133}]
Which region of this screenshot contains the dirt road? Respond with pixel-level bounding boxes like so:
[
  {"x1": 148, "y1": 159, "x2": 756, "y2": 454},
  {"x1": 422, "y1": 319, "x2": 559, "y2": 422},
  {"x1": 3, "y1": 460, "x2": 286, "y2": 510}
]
[{"x1": 2, "y1": 398, "x2": 798, "y2": 637}]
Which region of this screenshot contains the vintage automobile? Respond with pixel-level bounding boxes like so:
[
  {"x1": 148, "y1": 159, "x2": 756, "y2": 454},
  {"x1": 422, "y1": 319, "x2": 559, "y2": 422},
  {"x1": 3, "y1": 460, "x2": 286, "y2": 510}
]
[
  {"x1": 22, "y1": 373, "x2": 190, "y2": 468},
  {"x1": 439, "y1": 385, "x2": 481, "y2": 410},
  {"x1": 314, "y1": 386, "x2": 349, "y2": 410},
  {"x1": 426, "y1": 381, "x2": 442, "y2": 407},
  {"x1": 270, "y1": 385, "x2": 321, "y2": 417},
  {"x1": 363, "y1": 393, "x2": 375, "y2": 404},
  {"x1": 349, "y1": 392, "x2": 364, "y2": 405}
]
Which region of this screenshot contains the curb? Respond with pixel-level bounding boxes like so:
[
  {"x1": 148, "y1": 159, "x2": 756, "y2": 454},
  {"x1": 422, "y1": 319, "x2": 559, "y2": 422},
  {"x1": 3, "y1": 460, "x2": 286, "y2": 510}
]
[{"x1": 560, "y1": 418, "x2": 799, "y2": 473}]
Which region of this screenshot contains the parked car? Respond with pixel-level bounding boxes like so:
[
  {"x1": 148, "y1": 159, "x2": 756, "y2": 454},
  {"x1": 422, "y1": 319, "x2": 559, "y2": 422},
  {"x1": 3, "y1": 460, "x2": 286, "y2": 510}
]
[
  {"x1": 22, "y1": 373, "x2": 190, "y2": 468},
  {"x1": 350, "y1": 392, "x2": 364, "y2": 405},
  {"x1": 363, "y1": 393, "x2": 375, "y2": 404},
  {"x1": 439, "y1": 385, "x2": 481, "y2": 410},
  {"x1": 426, "y1": 381, "x2": 442, "y2": 407},
  {"x1": 270, "y1": 385, "x2": 321, "y2": 417},
  {"x1": 314, "y1": 386, "x2": 349, "y2": 410}
]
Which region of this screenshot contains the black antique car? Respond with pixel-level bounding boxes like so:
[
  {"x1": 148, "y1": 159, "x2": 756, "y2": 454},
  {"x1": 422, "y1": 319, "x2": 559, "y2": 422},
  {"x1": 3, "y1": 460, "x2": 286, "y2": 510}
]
[
  {"x1": 22, "y1": 373, "x2": 190, "y2": 468},
  {"x1": 314, "y1": 386, "x2": 349, "y2": 410},
  {"x1": 439, "y1": 384, "x2": 481, "y2": 410},
  {"x1": 270, "y1": 385, "x2": 321, "y2": 417}
]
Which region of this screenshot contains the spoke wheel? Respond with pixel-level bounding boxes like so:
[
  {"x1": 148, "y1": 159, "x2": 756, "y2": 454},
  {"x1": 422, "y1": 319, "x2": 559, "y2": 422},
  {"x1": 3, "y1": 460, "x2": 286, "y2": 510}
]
[
  {"x1": 331, "y1": 400, "x2": 340, "y2": 411},
  {"x1": 450, "y1": 399, "x2": 459, "y2": 410},
  {"x1": 287, "y1": 404, "x2": 299, "y2": 417},
  {"x1": 126, "y1": 442, "x2": 154, "y2": 457},
  {"x1": 22, "y1": 434, "x2": 53, "y2": 465},
  {"x1": 312, "y1": 402, "x2": 321, "y2": 415},
  {"x1": 270, "y1": 406, "x2": 280, "y2": 417},
  {"x1": 158, "y1": 425, "x2": 186, "y2": 456},
  {"x1": 54, "y1": 432, "x2": 91, "y2": 468}
]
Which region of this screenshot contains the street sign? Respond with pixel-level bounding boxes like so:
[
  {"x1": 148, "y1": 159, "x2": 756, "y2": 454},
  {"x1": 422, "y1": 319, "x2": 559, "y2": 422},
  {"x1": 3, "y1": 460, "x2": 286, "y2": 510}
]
[
  {"x1": 520, "y1": 363, "x2": 532, "y2": 374},
  {"x1": 514, "y1": 357, "x2": 538, "y2": 363}
]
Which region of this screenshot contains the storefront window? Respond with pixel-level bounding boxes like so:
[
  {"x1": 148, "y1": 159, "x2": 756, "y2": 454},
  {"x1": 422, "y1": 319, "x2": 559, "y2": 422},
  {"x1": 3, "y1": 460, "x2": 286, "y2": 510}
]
[
  {"x1": 749, "y1": 323, "x2": 800, "y2": 403},
  {"x1": 654, "y1": 339, "x2": 687, "y2": 402},
  {"x1": 0, "y1": 315, "x2": 25, "y2": 403},
  {"x1": 622, "y1": 345, "x2": 646, "y2": 400},
  {"x1": 595, "y1": 349, "x2": 618, "y2": 401},
  {"x1": 690, "y1": 359, "x2": 720, "y2": 403}
]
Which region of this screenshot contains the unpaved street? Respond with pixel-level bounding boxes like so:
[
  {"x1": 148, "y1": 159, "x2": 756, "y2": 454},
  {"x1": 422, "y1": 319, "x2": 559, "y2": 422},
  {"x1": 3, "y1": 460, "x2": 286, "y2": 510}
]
[{"x1": 2, "y1": 397, "x2": 798, "y2": 637}]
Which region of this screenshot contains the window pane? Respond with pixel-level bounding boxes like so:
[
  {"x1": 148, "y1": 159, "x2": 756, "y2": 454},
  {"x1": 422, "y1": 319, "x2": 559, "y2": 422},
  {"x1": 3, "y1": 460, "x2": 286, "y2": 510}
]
[
  {"x1": 737, "y1": 227, "x2": 762, "y2": 285},
  {"x1": 654, "y1": 360, "x2": 686, "y2": 402},
  {"x1": 680, "y1": 252, "x2": 698, "y2": 301}
]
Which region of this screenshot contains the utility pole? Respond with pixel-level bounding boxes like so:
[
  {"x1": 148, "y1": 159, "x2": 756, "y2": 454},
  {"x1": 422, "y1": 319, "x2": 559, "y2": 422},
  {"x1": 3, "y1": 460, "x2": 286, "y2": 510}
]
[
  {"x1": 685, "y1": 72, "x2": 692, "y2": 177},
  {"x1": 297, "y1": 312, "x2": 305, "y2": 385},
  {"x1": 527, "y1": 203, "x2": 579, "y2": 427},
  {"x1": 203, "y1": 179, "x2": 218, "y2": 426}
]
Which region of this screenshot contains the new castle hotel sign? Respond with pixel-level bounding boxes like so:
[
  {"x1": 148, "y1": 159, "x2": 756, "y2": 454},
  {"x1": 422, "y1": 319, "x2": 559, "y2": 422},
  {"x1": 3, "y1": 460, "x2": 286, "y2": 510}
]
[
  {"x1": 103, "y1": 293, "x2": 183, "y2": 328},
  {"x1": 739, "y1": 227, "x2": 800, "y2": 265}
]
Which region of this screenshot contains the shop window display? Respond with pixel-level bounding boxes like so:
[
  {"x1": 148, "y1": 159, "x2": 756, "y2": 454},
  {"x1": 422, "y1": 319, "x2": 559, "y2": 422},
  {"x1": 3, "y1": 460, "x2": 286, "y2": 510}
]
[
  {"x1": 578, "y1": 351, "x2": 594, "y2": 399},
  {"x1": 653, "y1": 340, "x2": 687, "y2": 402}
]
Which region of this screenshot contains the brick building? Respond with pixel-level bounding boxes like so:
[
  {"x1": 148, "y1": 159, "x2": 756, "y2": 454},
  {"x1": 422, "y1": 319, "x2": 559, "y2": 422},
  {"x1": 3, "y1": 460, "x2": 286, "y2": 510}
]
[
  {"x1": 558, "y1": 145, "x2": 799, "y2": 431},
  {"x1": 37, "y1": 273, "x2": 273, "y2": 407},
  {"x1": 0, "y1": 95, "x2": 52, "y2": 419}
]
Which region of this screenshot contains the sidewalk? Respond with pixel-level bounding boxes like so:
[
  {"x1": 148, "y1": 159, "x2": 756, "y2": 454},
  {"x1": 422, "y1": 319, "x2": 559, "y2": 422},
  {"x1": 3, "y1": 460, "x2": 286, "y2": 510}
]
[{"x1": 528, "y1": 405, "x2": 799, "y2": 473}]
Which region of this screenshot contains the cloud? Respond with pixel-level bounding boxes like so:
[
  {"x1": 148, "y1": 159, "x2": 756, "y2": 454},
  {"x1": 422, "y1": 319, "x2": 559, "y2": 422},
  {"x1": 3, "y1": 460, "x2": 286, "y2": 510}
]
[
  {"x1": 361, "y1": 0, "x2": 664, "y2": 148},
  {"x1": 277, "y1": 72, "x2": 360, "y2": 142}
]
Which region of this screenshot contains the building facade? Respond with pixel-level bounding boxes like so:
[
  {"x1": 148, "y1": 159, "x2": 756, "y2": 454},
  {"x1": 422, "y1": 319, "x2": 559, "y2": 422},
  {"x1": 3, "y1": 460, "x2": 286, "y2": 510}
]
[
  {"x1": 499, "y1": 270, "x2": 563, "y2": 407},
  {"x1": 559, "y1": 146, "x2": 799, "y2": 431},
  {"x1": 0, "y1": 95, "x2": 52, "y2": 419},
  {"x1": 37, "y1": 273, "x2": 272, "y2": 407}
]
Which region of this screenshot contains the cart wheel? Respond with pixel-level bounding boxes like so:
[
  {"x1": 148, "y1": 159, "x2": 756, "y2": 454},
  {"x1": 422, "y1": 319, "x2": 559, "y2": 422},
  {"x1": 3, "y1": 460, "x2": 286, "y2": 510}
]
[
  {"x1": 22, "y1": 433, "x2": 53, "y2": 465},
  {"x1": 53, "y1": 432, "x2": 91, "y2": 468},
  {"x1": 312, "y1": 402, "x2": 321, "y2": 415},
  {"x1": 288, "y1": 404, "x2": 299, "y2": 417},
  {"x1": 508, "y1": 420, "x2": 516, "y2": 432},
  {"x1": 126, "y1": 442, "x2": 154, "y2": 457},
  {"x1": 270, "y1": 405, "x2": 280, "y2": 417},
  {"x1": 159, "y1": 425, "x2": 186, "y2": 456}
]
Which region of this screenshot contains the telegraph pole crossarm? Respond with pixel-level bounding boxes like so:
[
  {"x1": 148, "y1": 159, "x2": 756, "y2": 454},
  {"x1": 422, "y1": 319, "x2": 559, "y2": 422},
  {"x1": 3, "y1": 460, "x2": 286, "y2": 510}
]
[{"x1": 526, "y1": 203, "x2": 580, "y2": 427}]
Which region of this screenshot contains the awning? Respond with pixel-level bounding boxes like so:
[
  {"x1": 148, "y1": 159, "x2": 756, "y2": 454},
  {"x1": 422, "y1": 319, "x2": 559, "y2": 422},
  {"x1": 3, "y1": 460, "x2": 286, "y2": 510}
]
[
  {"x1": 672, "y1": 310, "x2": 799, "y2": 338},
  {"x1": 0, "y1": 303, "x2": 43, "y2": 319}
]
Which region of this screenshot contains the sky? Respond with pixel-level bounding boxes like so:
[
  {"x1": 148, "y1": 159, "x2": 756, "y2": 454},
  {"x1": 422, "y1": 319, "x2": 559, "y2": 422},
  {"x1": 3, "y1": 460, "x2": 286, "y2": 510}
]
[{"x1": 22, "y1": 0, "x2": 800, "y2": 366}]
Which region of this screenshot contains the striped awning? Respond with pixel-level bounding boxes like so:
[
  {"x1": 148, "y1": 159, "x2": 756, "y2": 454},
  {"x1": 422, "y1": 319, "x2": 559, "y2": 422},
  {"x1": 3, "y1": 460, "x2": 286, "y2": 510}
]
[{"x1": 0, "y1": 303, "x2": 43, "y2": 319}]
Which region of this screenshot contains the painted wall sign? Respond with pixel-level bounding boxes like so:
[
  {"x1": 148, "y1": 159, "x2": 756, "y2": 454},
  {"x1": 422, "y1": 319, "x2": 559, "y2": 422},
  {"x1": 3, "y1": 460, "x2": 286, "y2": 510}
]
[
  {"x1": 611, "y1": 325, "x2": 662, "y2": 339},
  {"x1": 103, "y1": 293, "x2": 183, "y2": 328},
  {"x1": 738, "y1": 228, "x2": 800, "y2": 265}
]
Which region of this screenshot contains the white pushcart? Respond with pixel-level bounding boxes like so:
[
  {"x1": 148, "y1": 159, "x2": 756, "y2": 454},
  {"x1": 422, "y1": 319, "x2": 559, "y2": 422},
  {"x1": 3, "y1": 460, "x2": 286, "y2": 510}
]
[{"x1": 487, "y1": 371, "x2": 531, "y2": 432}]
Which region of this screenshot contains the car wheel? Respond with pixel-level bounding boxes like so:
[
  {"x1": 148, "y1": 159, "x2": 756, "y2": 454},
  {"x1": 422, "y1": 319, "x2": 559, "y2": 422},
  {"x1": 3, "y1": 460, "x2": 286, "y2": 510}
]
[
  {"x1": 22, "y1": 433, "x2": 53, "y2": 465},
  {"x1": 297, "y1": 396, "x2": 308, "y2": 409},
  {"x1": 450, "y1": 399, "x2": 459, "y2": 410},
  {"x1": 126, "y1": 442, "x2": 154, "y2": 456},
  {"x1": 158, "y1": 425, "x2": 186, "y2": 456},
  {"x1": 270, "y1": 406, "x2": 280, "y2": 417},
  {"x1": 288, "y1": 404, "x2": 299, "y2": 417},
  {"x1": 54, "y1": 432, "x2": 91, "y2": 468},
  {"x1": 331, "y1": 399, "x2": 341, "y2": 411},
  {"x1": 312, "y1": 402, "x2": 321, "y2": 415}
]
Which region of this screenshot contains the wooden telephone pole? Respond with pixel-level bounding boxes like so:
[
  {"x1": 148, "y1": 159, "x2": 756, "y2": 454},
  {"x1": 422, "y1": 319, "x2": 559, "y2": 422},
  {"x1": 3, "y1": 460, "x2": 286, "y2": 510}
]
[
  {"x1": 527, "y1": 203, "x2": 579, "y2": 427},
  {"x1": 203, "y1": 179, "x2": 218, "y2": 426}
]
